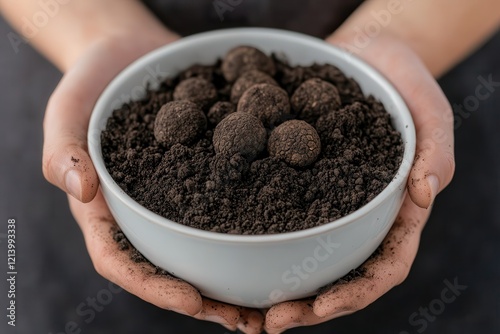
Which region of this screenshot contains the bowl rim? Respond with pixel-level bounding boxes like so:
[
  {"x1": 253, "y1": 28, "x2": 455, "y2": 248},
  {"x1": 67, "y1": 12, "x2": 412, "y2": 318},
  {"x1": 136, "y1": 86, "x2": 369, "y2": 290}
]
[{"x1": 88, "y1": 27, "x2": 416, "y2": 244}]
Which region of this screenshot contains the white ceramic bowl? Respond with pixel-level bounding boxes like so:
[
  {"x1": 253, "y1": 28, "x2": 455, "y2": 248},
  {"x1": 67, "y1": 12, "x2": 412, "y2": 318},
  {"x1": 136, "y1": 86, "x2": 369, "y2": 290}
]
[{"x1": 88, "y1": 28, "x2": 415, "y2": 308}]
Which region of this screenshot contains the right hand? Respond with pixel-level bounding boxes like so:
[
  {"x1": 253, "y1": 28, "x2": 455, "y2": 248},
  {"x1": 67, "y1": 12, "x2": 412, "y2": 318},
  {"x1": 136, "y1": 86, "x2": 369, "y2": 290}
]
[
  {"x1": 42, "y1": 33, "x2": 264, "y2": 333},
  {"x1": 264, "y1": 34, "x2": 456, "y2": 333}
]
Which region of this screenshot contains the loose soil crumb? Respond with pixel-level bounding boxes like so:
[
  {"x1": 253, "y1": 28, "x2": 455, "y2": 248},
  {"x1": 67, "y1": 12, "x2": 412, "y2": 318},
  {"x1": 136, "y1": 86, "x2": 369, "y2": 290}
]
[
  {"x1": 101, "y1": 47, "x2": 403, "y2": 235},
  {"x1": 112, "y1": 228, "x2": 170, "y2": 276},
  {"x1": 317, "y1": 267, "x2": 368, "y2": 295}
]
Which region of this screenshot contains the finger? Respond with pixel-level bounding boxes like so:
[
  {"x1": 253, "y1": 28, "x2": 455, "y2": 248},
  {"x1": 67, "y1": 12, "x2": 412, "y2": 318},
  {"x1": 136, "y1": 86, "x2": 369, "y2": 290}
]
[
  {"x1": 374, "y1": 42, "x2": 455, "y2": 208},
  {"x1": 264, "y1": 195, "x2": 430, "y2": 332},
  {"x1": 194, "y1": 301, "x2": 265, "y2": 332},
  {"x1": 43, "y1": 39, "x2": 147, "y2": 203},
  {"x1": 313, "y1": 195, "x2": 431, "y2": 317},
  {"x1": 42, "y1": 61, "x2": 108, "y2": 203},
  {"x1": 193, "y1": 299, "x2": 241, "y2": 330},
  {"x1": 331, "y1": 35, "x2": 456, "y2": 208},
  {"x1": 68, "y1": 191, "x2": 203, "y2": 316},
  {"x1": 404, "y1": 77, "x2": 455, "y2": 208},
  {"x1": 236, "y1": 307, "x2": 265, "y2": 334},
  {"x1": 365, "y1": 37, "x2": 455, "y2": 208},
  {"x1": 43, "y1": 93, "x2": 99, "y2": 203},
  {"x1": 265, "y1": 299, "x2": 353, "y2": 333}
]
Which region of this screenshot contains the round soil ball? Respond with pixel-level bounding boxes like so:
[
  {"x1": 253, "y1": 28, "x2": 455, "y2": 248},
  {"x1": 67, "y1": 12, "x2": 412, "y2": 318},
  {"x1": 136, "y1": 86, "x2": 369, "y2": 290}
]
[
  {"x1": 237, "y1": 83, "x2": 290, "y2": 128},
  {"x1": 230, "y1": 70, "x2": 278, "y2": 104},
  {"x1": 213, "y1": 112, "x2": 267, "y2": 161},
  {"x1": 268, "y1": 120, "x2": 321, "y2": 167},
  {"x1": 291, "y1": 78, "x2": 341, "y2": 123},
  {"x1": 154, "y1": 100, "x2": 207, "y2": 146},
  {"x1": 221, "y1": 46, "x2": 276, "y2": 82},
  {"x1": 173, "y1": 77, "x2": 218, "y2": 109},
  {"x1": 207, "y1": 101, "x2": 236, "y2": 126}
]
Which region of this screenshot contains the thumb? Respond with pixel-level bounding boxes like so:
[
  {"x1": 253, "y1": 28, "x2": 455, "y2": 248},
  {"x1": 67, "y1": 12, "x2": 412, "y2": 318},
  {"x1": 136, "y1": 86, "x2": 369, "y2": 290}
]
[
  {"x1": 405, "y1": 80, "x2": 456, "y2": 209},
  {"x1": 41, "y1": 35, "x2": 179, "y2": 203},
  {"x1": 343, "y1": 35, "x2": 456, "y2": 209},
  {"x1": 327, "y1": 34, "x2": 455, "y2": 208},
  {"x1": 42, "y1": 68, "x2": 100, "y2": 203}
]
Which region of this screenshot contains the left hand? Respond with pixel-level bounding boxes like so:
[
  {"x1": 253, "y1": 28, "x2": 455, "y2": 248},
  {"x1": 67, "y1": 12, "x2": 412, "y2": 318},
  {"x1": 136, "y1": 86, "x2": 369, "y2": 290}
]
[
  {"x1": 69, "y1": 191, "x2": 264, "y2": 333},
  {"x1": 43, "y1": 31, "x2": 263, "y2": 333},
  {"x1": 264, "y1": 34, "x2": 455, "y2": 333}
]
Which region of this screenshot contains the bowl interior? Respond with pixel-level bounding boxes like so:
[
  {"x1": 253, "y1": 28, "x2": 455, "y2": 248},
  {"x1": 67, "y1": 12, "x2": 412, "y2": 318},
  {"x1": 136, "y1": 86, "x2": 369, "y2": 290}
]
[{"x1": 88, "y1": 28, "x2": 415, "y2": 243}]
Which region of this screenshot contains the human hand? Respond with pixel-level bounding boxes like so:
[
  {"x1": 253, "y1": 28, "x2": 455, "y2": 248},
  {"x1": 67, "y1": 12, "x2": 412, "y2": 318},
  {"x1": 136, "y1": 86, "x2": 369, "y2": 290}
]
[
  {"x1": 42, "y1": 34, "x2": 263, "y2": 333},
  {"x1": 264, "y1": 35, "x2": 455, "y2": 333},
  {"x1": 68, "y1": 191, "x2": 263, "y2": 333}
]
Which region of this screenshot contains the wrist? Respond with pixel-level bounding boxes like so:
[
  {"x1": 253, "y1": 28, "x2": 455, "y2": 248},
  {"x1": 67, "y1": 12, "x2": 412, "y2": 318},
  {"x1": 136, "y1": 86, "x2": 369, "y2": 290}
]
[
  {"x1": 329, "y1": 0, "x2": 500, "y2": 78},
  {"x1": 325, "y1": 29, "x2": 433, "y2": 76},
  {"x1": 1, "y1": 0, "x2": 181, "y2": 72},
  {"x1": 60, "y1": 28, "x2": 180, "y2": 73},
  {"x1": 326, "y1": 27, "x2": 405, "y2": 59}
]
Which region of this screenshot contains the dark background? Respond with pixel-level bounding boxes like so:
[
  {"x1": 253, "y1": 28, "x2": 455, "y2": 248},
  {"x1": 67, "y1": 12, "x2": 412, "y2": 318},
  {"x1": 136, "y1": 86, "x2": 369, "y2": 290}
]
[{"x1": 0, "y1": 3, "x2": 499, "y2": 334}]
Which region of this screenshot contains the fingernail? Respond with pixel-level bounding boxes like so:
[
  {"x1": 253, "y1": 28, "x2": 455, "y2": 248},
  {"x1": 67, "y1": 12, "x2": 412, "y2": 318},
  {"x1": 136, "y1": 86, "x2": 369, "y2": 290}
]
[
  {"x1": 426, "y1": 174, "x2": 440, "y2": 205},
  {"x1": 65, "y1": 169, "x2": 82, "y2": 201}
]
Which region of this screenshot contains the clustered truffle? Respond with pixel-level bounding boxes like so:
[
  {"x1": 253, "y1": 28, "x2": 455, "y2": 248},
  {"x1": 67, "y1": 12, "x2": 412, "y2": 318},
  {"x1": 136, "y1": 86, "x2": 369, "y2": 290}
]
[
  {"x1": 230, "y1": 70, "x2": 278, "y2": 103},
  {"x1": 268, "y1": 120, "x2": 321, "y2": 167},
  {"x1": 221, "y1": 46, "x2": 276, "y2": 82},
  {"x1": 291, "y1": 78, "x2": 341, "y2": 123},
  {"x1": 173, "y1": 77, "x2": 217, "y2": 110},
  {"x1": 213, "y1": 112, "x2": 267, "y2": 161},
  {"x1": 207, "y1": 101, "x2": 236, "y2": 126},
  {"x1": 237, "y1": 83, "x2": 290, "y2": 128},
  {"x1": 153, "y1": 45, "x2": 344, "y2": 168},
  {"x1": 154, "y1": 100, "x2": 207, "y2": 146}
]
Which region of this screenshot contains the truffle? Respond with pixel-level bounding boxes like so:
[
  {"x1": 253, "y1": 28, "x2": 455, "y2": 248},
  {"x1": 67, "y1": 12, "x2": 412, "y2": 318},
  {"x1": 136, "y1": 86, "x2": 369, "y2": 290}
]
[
  {"x1": 221, "y1": 46, "x2": 276, "y2": 82},
  {"x1": 230, "y1": 70, "x2": 278, "y2": 104},
  {"x1": 179, "y1": 64, "x2": 215, "y2": 82},
  {"x1": 154, "y1": 100, "x2": 207, "y2": 146},
  {"x1": 268, "y1": 120, "x2": 321, "y2": 167},
  {"x1": 291, "y1": 78, "x2": 342, "y2": 123},
  {"x1": 173, "y1": 77, "x2": 218, "y2": 109},
  {"x1": 237, "y1": 83, "x2": 290, "y2": 128},
  {"x1": 207, "y1": 101, "x2": 236, "y2": 126},
  {"x1": 213, "y1": 112, "x2": 267, "y2": 161}
]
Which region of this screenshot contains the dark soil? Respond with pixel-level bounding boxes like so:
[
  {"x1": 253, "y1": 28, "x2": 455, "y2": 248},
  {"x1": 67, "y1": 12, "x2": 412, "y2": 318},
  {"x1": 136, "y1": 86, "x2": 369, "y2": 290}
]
[
  {"x1": 112, "y1": 228, "x2": 170, "y2": 276},
  {"x1": 101, "y1": 48, "x2": 403, "y2": 235}
]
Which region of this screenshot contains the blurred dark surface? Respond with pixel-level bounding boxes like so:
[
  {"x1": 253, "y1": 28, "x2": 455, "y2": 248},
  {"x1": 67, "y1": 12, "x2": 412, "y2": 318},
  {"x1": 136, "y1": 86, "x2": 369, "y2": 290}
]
[{"x1": 0, "y1": 3, "x2": 499, "y2": 334}]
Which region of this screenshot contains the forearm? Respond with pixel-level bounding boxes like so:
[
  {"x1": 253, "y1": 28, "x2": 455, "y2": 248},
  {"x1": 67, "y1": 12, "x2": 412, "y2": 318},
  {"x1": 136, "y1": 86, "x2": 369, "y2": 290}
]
[
  {"x1": 328, "y1": 0, "x2": 500, "y2": 77},
  {"x1": 0, "y1": 0, "x2": 178, "y2": 71}
]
